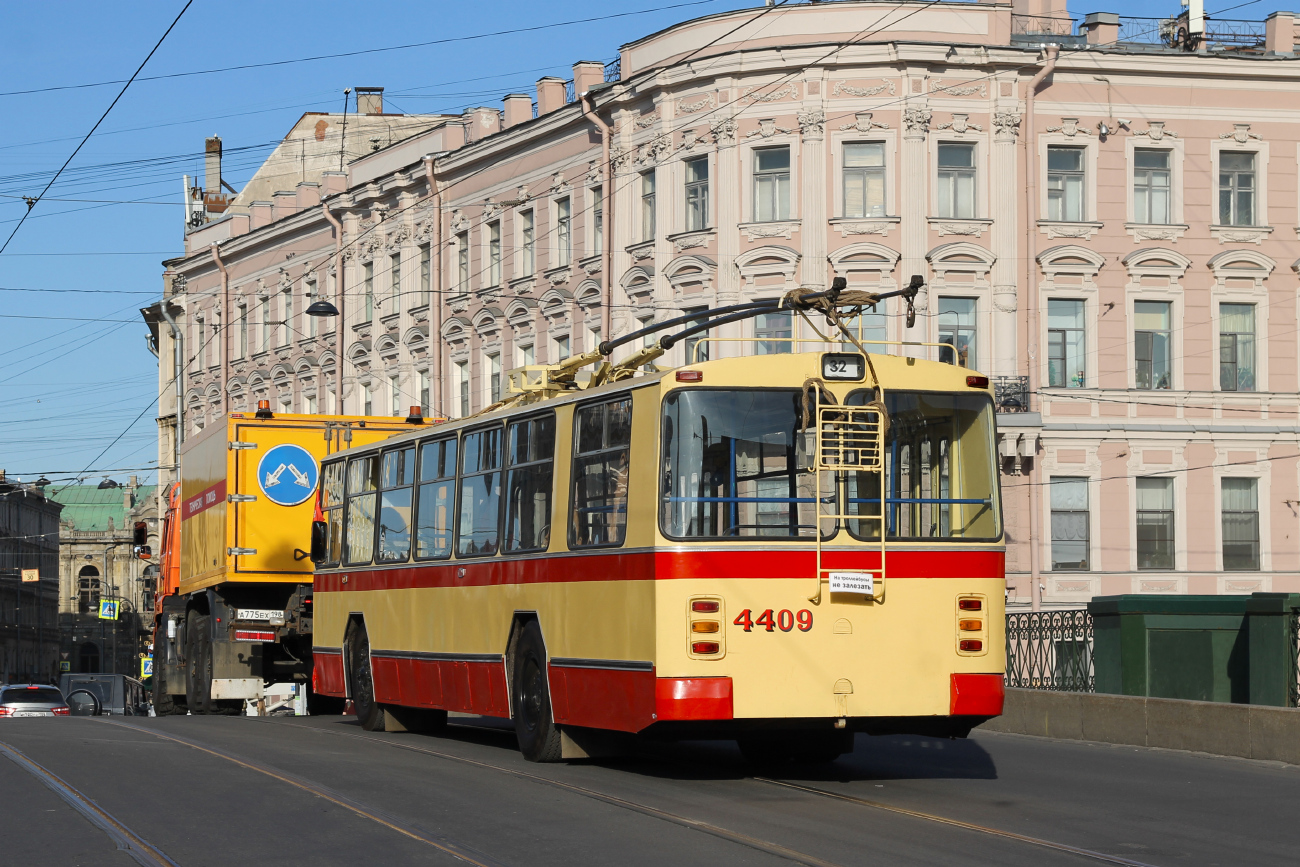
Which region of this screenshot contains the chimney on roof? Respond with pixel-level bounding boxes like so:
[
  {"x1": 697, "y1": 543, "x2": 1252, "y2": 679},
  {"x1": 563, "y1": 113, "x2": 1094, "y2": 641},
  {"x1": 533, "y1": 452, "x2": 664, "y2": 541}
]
[
  {"x1": 205, "y1": 137, "x2": 222, "y2": 194},
  {"x1": 1082, "y1": 12, "x2": 1119, "y2": 45},
  {"x1": 1265, "y1": 11, "x2": 1295, "y2": 54},
  {"x1": 537, "y1": 77, "x2": 568, "y2": 115},
  {"x1": 572, "y1": 62, "x2": 605, "y2": 98},
  {"x1": 356, "y1": 87, "x2": 384, "y2": 115},
  {"x1": 503, "y1": 94, "x2": 533, "y2": 128}
]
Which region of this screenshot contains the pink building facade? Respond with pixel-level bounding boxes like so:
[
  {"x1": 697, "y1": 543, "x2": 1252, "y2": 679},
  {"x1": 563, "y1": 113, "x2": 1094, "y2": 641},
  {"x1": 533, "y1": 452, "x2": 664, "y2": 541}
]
[{"x1": 148, "y1": 1, "x2": 1300, "y2": 607}]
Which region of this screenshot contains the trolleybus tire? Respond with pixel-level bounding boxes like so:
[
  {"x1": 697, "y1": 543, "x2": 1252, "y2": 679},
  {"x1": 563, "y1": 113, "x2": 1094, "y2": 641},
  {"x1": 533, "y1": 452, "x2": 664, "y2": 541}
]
[
  {"x1": 346, "y1": 624, "x2": 388, "y2": 732},
  {"x1": 512, "y1": 622, "x2": 563, "y2": 763}
]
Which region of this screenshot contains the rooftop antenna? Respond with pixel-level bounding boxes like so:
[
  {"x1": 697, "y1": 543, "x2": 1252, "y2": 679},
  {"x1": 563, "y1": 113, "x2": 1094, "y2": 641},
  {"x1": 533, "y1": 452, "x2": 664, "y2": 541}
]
[{"x1": 338, "y1": 88, "x2": 352, "y2": 172}]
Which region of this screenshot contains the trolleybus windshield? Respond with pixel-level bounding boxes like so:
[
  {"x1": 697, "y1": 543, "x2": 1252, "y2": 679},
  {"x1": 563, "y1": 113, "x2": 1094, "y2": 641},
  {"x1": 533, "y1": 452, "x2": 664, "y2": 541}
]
[{"x1": 659, "y1": 388, "x2": 1000, "y2": 542}]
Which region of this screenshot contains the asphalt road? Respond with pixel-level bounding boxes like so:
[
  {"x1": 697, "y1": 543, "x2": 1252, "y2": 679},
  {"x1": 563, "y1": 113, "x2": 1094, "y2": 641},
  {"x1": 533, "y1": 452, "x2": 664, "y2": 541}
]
[{"x1": 0, "y1": 714, "x2": 1294, "y2": 867}]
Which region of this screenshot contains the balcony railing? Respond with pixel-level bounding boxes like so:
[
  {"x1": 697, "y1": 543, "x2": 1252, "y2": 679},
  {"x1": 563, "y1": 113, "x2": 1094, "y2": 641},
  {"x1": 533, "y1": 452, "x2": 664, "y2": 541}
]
[
  {"x1": 1005, "y1": 610, "x2": 1095, "y2": 692},
  {"x1": 604, "y1": 58, "x2": 621, "y2": 82},
  {"x1": 1011, "y1": 12, "x2": 1080, "y2": 37},
  {"x1": 1121, "y1": 16, "x2": 1265, "y2": 48},
  {"x1": 992, "y1": 376, "x2": 1030, "y2": 413}
]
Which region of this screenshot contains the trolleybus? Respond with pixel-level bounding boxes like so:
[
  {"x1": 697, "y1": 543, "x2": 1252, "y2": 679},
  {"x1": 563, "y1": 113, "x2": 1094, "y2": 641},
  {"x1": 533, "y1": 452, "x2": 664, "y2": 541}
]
[{"x1": 310, "y1": 306, "x2": 1005, "y2": 763}]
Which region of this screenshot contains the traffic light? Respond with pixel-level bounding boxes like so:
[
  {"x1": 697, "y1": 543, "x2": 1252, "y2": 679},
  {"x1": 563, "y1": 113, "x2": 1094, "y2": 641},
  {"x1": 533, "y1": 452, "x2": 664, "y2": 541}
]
[{"x1": 132, "y1": 521, "x2": 148, "y2": 547}]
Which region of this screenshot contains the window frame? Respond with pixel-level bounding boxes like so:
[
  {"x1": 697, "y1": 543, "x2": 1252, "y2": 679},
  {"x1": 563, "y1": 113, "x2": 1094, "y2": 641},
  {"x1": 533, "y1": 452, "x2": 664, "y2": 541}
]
[
  {"x1": 555, "y1": 196, "x2": 572, "y2": 267},
  {"x1": 342, "y1": 452, "x2": 380, "y2": 567},
  {"x1": 519, "y1": 208, "x2": 535, "y2": 277},
  {"x1": 640, "y1": 170, "x2": 656, "y2": 242},
  {"x1": 413, "y1": 434, "x2": 459, "y2": 562},
  {"x1": 1217, "y1": 150, "x2": 1257, "y2": 227},
  {"x1": 487, "y1": 220, "x2": 502, "y2": 287},
  {"x1": 1046, "y1": 298, "x2": 1086, "y2": 389},
  {"x1": 455, "y1": 423, "x2": 506, "y2": 559},
  {"x1": 1218, "y1": 302, "x2": 1256, "y2": 393},
  {"x1": 1046, "y1": 145, "x2": 1087, "y2": 223},
  {"x1": 1135, "y1": 476, "x2": 1176, "y2": 571},
  {"x1": 841, "y1": 140, "x2": 887, "y2": 219},
  {"x1": 683, "y1": 155, "x2": 710, "y2": 232},
  {"x1": 374, "y1": 444, "x2": 416, "y2": 564},
  {"x1": 1133, "y1": 299, "x2": 1174, "y2": 391},
  {"x1": 751, "y1": 144, "x2": 792, "y2": 223},
  {"x1": 569, "y1": 393, "x2": 634, "y2": 550},
  {"x1": 1049, "y1": 476, "x2": 1090, "y2": 571},
  {"x1": 937, "y1": 296, "x2": 978, "y2": 369},
  {"x1": 935, "y1": 141, "x2": 978, "y2": 220},
  {"x1": 503, "y1": 411, "x2": 557, "y2": 554},
  {"x1": 1131, "y1": 147, "x2": 1173, "y2": 226},
  {"x1": 1220, "y1": 476, "x2": 1260, "y2": 572}
]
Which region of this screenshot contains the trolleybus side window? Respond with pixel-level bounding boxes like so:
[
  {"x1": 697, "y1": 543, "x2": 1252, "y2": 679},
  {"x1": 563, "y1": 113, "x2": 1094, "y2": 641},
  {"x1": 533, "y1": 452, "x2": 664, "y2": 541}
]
[
  {"x1": 321, "y1": 460, "x2": 346, "y2": 566},
  {"x1": 570, "y1": 396, "x2": 632, "y2": 548},
  {"x1": 505, "y1": 414, "x2": 556, "y2": 553},
  {"x1": 376, "y1": 447, "x2": 415, "y2": 563},
  {"x1": 457, "y1": 426, "x2": 504, "y2": 557},
  {"x1": 344, "y1": 454, "x2": 380, "y2": 565},
  {"x1": 845, "y1": 390, "x2": 1000, "y2": 541},
  {"x1": 414, "y1": 436, "x2": 458, "y2": 560},
  {"x1": 660, "y1": 389, "x2": 824, "y2": 539}
]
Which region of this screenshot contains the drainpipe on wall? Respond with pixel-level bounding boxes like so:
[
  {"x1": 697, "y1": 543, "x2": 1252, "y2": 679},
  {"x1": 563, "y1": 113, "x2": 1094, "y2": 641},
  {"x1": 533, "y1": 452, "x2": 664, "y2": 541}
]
[
  {"x1": 423, "y1": 156, "x2": 444, "y2": 417},
  {"x1": 321, "y1": 203, "x2": 346, "y2": 414},
  {"x1": 209, "y1": 244, "x2": 229, "y2": 417},
  {"x1": 1024, "y1": 44, "x2": 1059, "y2": 612},
  {"x1": 580, "y1": 91, "x2": 613, "y2": 343},
  {"x1": 158, "y1": 304, "x2": 184, "y2": 462}
]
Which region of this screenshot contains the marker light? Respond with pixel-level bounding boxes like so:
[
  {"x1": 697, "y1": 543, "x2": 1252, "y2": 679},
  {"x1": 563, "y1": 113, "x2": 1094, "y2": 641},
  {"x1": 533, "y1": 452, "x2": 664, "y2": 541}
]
[
  {"x1": 691, "y1": 641, "x2": 720, "y2": 654},
  {"x1": 691, "y1": 600, "x2": 719, "y2": 613},
  {"x1": 958, "y1": 599, "x2": 983, "y2": 611},
  {"x1": 255, "y1": 399, "x2": 273, "y2": 419},
  {"x1": 52, "y1": 707, "x2": 70, "y2": 716},
  {"x1": 405, "y1": 406, "x2": 424, "y2": 425},
  {"x1": 966, "y1": 375, "x2": 989, "y2": 389},
  {"x1": 959, "y1": 619, "x2": 983, "y2": 632},
  {"x1": 691, "y1": 621, "x2": 720, "y2": 634},
  {"x1": 959, "y1": 639, "x2": 983, "y2": 652},
  {"x1": 676, "y1": 370, "x2": 704, "y2": 382}
]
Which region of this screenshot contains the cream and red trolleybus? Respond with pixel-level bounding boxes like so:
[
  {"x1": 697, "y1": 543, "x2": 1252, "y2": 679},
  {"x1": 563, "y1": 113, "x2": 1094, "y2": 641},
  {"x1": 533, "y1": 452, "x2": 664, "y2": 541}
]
[{"x1": 309, "y1": 281, "x2": 1005, "y2": 762}]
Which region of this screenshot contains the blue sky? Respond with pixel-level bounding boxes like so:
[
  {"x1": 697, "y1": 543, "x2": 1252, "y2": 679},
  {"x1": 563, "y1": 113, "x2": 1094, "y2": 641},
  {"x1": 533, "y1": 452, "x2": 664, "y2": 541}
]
[{"x1": 0, "y1": 0, "x2": 1210, "y2": 485}]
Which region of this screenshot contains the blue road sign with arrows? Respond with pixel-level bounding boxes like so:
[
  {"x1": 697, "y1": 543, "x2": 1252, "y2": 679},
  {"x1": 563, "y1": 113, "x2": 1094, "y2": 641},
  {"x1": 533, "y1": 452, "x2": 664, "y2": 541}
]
[{"x1": 257, "y1": 444, "x2": 319, "y2": 507}]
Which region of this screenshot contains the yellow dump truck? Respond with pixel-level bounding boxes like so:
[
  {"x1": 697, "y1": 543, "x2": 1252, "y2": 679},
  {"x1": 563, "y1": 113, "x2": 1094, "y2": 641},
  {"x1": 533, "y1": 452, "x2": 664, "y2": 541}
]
[{"x1": 152, "y1": 408, "x2": 426, "y2": 714}]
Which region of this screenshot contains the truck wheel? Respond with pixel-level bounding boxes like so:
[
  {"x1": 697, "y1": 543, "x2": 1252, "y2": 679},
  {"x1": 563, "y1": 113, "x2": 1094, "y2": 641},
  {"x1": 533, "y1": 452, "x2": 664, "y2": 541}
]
[
  {"x1": 152, "y1": 665, "x2": 179, "y2": 715},
  {"x1": 512, "y1": 621, "x2": 562, "y2": 763},
  {"x1": 346, "y1": 625, "x2": 387, "y2": 732},
  {"x1": 185, "y1": 612, "x2": 214, "y2": 714}
]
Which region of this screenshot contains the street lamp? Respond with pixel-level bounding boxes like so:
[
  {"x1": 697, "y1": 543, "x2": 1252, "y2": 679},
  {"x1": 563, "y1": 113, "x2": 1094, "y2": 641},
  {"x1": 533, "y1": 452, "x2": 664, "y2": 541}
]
[{"x1": 305, "y1": 299, "x2": 339, "y2": 317}]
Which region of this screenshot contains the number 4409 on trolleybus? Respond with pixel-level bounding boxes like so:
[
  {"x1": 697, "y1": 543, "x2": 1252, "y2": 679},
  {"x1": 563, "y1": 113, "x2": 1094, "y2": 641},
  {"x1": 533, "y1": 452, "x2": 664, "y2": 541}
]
[{"x1": 308, "y1": 281, "x2": 1006, "y2": 763}]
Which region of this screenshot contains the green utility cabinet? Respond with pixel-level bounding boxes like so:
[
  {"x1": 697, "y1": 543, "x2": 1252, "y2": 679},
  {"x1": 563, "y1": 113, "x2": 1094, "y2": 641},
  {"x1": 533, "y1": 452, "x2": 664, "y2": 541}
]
[
  {"x1": 1089, "y1": 596, "x2": 1251, "y2": 703},
  {"x1": 1245, "y1": 593, "x2": 1300, "y2": 706}
]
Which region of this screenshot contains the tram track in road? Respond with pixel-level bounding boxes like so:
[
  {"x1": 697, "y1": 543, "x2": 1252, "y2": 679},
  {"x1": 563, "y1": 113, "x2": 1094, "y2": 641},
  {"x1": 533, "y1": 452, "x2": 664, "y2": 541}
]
[
  {"x1": 0, "y1": 740, "x2": 180, "y2": 867},
  {"x1": 93, "y1": 718, "x2": 507, "y2": 867},
  {"x1": 265, "y1": 717, "x2": 1164, "y2": 867}
]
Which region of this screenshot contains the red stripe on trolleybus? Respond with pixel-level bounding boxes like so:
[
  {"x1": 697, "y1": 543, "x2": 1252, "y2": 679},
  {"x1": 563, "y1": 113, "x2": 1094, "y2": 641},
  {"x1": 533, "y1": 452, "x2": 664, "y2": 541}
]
[{"x1": 314, "y1": 548, "x2": 1003, "y2": 593}]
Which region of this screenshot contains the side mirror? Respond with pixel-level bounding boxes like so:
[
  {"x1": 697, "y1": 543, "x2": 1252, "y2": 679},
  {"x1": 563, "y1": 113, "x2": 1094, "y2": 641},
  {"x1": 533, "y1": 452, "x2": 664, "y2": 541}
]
[
  {"x1": 310, "y1": 520, "x2": 328, "y2": 563},
  {"x1": 136, "y1": 546, "x2": 152, "y2": 560},
  {"x1": 133, "y1": 521, "x2": 148, "y2": 547},
  {"x1": 66, "y1": 689, "x2": 102, "y2": 717}
]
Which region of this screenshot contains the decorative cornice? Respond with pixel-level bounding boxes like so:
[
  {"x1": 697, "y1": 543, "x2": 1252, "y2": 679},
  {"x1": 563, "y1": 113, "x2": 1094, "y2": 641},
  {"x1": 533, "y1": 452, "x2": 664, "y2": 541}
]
[
  {"x1": 676, "y1": 93, "x2": 716, "y2": 114},
  {"x1": 831, "y1": 79, "x2": 896, "y2": 98},
  {"x1": 1045, "y1": 118, "x2": 1093, "y2": 138},
  {"x1": 1210, "y1": 224, "x2": 1273, "y2": 245},
  {"x1": 839, "y1": 112, "x2": 888, "y2": 133},
  {"x1": 934, "y1": 113, "x2": 982, "y2": 134},
  {"x1": 829, "y1": 217, "x2": 899, "y2": 238},
  {"x1": 1037, "y1": 220, "x2": 1104, "y2": 240},
  {"x1": 738, "y1": 220, "x2": 801, "y2": 242},
  {"x1": 1133, "y1": 121, "x2": 1177, "y2": 142},
  {"x1": 932, "y1": 79, "x2": 987, "y2": 98},
  {"x1": 1220, "y1": 123, "x2": 1262, "y2": 143},
  {"x1": 745, "y1": 118, "x2": 793, "y2": 139}
]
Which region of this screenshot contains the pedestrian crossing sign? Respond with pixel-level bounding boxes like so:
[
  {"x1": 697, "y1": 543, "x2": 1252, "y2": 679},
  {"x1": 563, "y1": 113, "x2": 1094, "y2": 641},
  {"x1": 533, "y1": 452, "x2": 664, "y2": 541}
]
[
  {"x1": 98, "y1": 600, "x2": 119, "y2": 620},
  {"x1": 59, "y1": 661, "x2": 70, "y2": 672},
  {"x1": 141, "y1": 656, "x2": 152, "y2": 678}
]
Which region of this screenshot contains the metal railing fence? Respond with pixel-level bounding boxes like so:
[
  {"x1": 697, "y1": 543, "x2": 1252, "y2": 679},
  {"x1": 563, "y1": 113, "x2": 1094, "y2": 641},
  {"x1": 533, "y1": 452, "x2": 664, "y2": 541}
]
[
  {"x1": 1289, "y1": 608, "x2": 1299, "y2": 708},
  {"x1": 1005, "y1": 610, "x2": 1095, "y2": 692}
]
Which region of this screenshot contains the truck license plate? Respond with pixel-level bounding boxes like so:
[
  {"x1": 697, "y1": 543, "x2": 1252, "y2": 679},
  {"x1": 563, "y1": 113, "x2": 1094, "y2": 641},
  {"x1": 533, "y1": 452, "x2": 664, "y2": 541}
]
[{"x1": 236, "y1": 608, "x2": 285, "y2": 623}]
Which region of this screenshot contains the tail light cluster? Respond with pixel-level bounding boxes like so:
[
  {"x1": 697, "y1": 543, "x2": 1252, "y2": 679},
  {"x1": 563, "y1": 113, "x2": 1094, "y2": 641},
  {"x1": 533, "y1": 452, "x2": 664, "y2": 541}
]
[
  {"x1": 956, "y1": 595, "x2": 987, "y2": 655},
  {"x1": 688, "y1": 596, "x2": 725, "y2": 658},
  {"x1": 53, "y1": 707, "x2": 70, "y2": 716}
]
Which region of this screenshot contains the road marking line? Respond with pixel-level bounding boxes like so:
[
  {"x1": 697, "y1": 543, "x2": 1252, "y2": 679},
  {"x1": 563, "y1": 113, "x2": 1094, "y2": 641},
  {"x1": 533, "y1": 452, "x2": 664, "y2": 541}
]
[
  {"x1": 94, "y1": 719, "x2": 506, "y2": 867},
  {"x1": 755, "y1": 778, "x2": 1161, "y2": 867},
  {"x1": 0, "y1": 740, "x2": 180, "y2": 867},
  {"x1": 274, "y1": 719, "x2": 845, "y2": 867}
]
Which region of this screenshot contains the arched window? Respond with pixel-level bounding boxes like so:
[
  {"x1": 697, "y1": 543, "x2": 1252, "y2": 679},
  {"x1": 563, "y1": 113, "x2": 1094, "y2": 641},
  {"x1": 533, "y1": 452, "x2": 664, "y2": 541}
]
[
  {"x1": 78, "y1": 641, "x2": 101, "y2": 674},
  {"x1": 78, "y1": 565, "x2": 101, "y2": 615}
]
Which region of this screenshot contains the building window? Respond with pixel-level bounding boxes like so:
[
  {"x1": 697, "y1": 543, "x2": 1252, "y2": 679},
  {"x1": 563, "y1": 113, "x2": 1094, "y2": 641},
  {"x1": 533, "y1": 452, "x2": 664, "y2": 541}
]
[
  {"x1": 937, "y1": 143, "x2": 976, "y2": 219},
  {"x1": 755, "y1": 310, "x2": 792, "y2": 355},
  {"x1": 1133, "y1": 148, "x2": 1171, "y2": 225},
  {"x1": 640, "y1": 170, "x2": 656, "y2": 241},
  {"x1": 938, "y1": 297, "x2": 976, "y2": 368},
  {"x1": 1222, "y1": 477, "x2": 1260, "y2": 571},
  {"x1": 586, "y1": 324, "x2": 601, "y2": 354},
  {"x1": 753, "y1": 146, "x2": 791, "y2": 222},
  {"x1": 305, "y1": 281, "x2": 317, "y2": 337},
  {"x1": 1219, "y1": 303, "x2": 1256, "y2": 392},
  {"x1": 1134, "y1": 300, "x2": 1172, "y2": 390},
  {"x1": 591, "y1": 187, "x2": 603, "y2": 256},
  {"x1": 841, "y1": 306, "x2": 887, "y2": 350},
  {"x1": 362, "y1": 262, "x2": 374, "y2": 322},
  {"x1": 1218, "y1": 152, "x2": 1256, "y2": 226},
  {"x1": 419, "y1": 371, "x2": 429, "y2": 413},
  {"x1": 456, "y1": 231, "x2": 469, "y2": 293},
  {"x1": 517, "y1": 343, "x2": 535, "y2": 367},
  {"x1": 1136, "y1": 477, "x2": 1175, "y2": 570},
  {"x1": 682, "y1": 306, "x2": 710, "y2": 363},
  {"x1": 487, "y1": 353, "x2": 502, "y2": 403},
  {"x1": 843, "y1": 142, "x2": 886, "y2": 219},
  {"x1": 419, "y1": 244, "x2": 431, "y2": 306},
  {"x1": 362, "y1": 383, "x2": 373, "y2": 416},
  {"x1": 1046, "y1": 146, "x2": 1085, "y2": 222},
  {"x1": 280, "y1": 395, "x2": 292, "y2": 414},
  {"x1": 306, "y1": 393, "x2": 317, "y2": 415},
  {"x1": 1047, "y1": 299, "x2": 1085, "y2": 388},
  {"x1": 556, "y1": 197, "x2": 571, "y2": 267},
  {"x1": 520, "y1": 209, "x2": 534, "y2": 277},
  {"x1": 281, "y1": 290, "x2": 293, "y2": 346},
  {"x1": 389, "y1": 252, "x2": 401, "y2": 316},
  {"x1": 1050, "y1": 477, "x2": 1089, "y2": 571},
  {"x1": 238, "y1": 305, "x2": 248, "y2": 358},
  {"x1": 685, "y1": 156, "x2": 709, "y2": 231},
  {"x1": 553, "y1": 334, "x2": 570, "y2": 361},
  {"x1": 390, "y1": 375, "x2": 401, "y2": 416},
  {"x1": 487, "y1": 221, "x2": 502, "y2": 287},
  {"x1": 77, "y1": 568, "x2": 100, "y2": 615},
  {"x1": 456, "y1": 360, "x2": 470, "y2": 417}
]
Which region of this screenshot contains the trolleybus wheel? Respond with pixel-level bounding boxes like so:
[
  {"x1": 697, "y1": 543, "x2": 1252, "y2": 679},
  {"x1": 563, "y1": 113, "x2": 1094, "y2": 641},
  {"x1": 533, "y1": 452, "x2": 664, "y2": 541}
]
[
  {"x1": 184, "y1": 612, "x2": 213, "y2": 714},
  {"x1": 512, "y1": 622, "x2": 563, "y2": 763},
  {"x1": 347, "y1": 624, "x2": 387, "y2": 732}
]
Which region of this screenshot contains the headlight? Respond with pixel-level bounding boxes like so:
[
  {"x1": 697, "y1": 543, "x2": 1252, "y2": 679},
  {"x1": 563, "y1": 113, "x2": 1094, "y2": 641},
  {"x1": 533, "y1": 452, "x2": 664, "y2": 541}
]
[{"x1": 822, "y1": 353, "x2": 865, "y2": 381}]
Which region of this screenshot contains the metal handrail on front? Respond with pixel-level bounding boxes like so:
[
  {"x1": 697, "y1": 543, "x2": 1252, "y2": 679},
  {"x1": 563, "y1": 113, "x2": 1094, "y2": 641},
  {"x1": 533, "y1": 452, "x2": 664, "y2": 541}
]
[{"x1": 810, "y1": 403, "x2": 886, "y2": 606}]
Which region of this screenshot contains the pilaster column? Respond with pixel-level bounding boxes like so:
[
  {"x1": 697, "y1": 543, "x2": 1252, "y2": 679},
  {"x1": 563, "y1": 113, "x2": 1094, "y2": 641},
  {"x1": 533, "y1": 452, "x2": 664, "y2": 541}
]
[
  {"x1": 900, "y1": 95, "x2": 931, "y2": 354},
  {"x1": 714, "y1": 109, "x2": 742, "y2": 357},
  {"x1": 798, "y1": 91, "x2": 827, "y2": 293},
  {"x1": 991, "y1": 106, "x2": 1023, "y2": 378}
]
